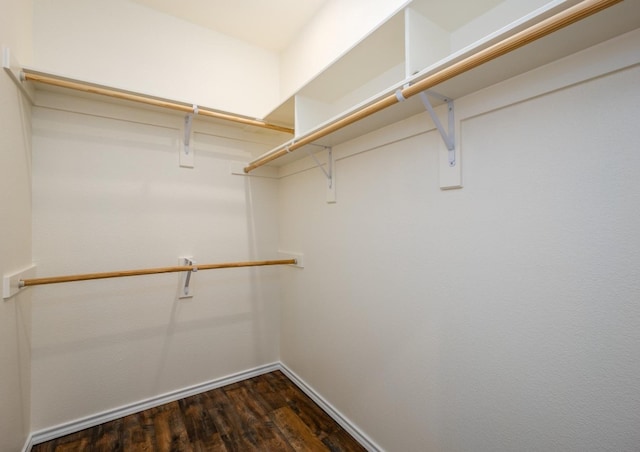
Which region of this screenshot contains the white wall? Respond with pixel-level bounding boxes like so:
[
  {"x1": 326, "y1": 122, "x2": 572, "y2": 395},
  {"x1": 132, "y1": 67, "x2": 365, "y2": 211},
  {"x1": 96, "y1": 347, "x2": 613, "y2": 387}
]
[
  {"x1": 33, "y1": 0, "x2": 281, "y2": 119},
  {"x1": 30, "y1": 93, "x2": 284, "y2": 430},
  {"x1": 0, "y1": 0, "x2": 33, "y2": 450},
  {"x1": 279, "y1": 0, "x2": 409, "y2": 102},
  {"x1": 278, "y1": 30, "x2": 640, "y2": 451}
]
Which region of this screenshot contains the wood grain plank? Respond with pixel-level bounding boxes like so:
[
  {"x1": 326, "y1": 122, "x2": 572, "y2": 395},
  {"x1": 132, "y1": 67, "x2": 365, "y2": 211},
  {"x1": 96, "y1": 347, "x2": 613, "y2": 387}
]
[
  {"x1": 121, "y1": 410, "x2": 154, "y2": 451},
  {"x1": 33, "y1": 430, "x2": 92, "y2": 452},
  {"x1": 249, "y1": 372, "x2": 290, "y2": 411},
  {"x1": 150, "y1": 402, "x2": 193, "y2": 452},
  {"x1": 320, "y1": 428, "x2": 368, "y2": 452},
  {"x1": 56, "y1": 439, "x2": 90, "y2": 452},
  {"x1": 205, "y1": 387, "x2": 260, "y2": 451},
  {"x1": 272, "y1": 406, "x2": 329, "y2": 452},
  {"x1": 178, "y1": 393, "x2": 227, "y2": 451},
  {"x1": 224, "y1": 385, "x2": 269, "y2": 424},
  {"x1": 52, "y1": 440, "x2": 92, "y2": 452},
  {"x1": 91, "y1": 417, "x2": 124, "y2": 451},
  {"x1": 30, "y1": 441, "x2": 53, "y2": 452},
  {"x1": 224, "y1": 384, "x2": 295, "y2": 451}
]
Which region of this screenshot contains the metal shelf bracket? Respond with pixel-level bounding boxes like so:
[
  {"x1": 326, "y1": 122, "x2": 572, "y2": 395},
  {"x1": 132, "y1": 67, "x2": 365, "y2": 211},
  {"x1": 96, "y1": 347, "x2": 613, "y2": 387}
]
[
  {"x1": 420, "y1": 91, "x2": 456, "y2": 167},
  {"x1": 304, "y1": 145, "x2": 336, "y2": 203},
  {"x1": 180, "y1": 106, "x2": 197, "y2": 168}
]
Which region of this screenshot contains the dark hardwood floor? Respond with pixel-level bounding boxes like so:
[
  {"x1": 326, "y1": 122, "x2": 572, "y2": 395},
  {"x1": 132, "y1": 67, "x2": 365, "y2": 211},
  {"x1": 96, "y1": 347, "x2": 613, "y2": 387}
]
[{"x1": 32, "y1": 370, "x2": 366, "y2": 451}]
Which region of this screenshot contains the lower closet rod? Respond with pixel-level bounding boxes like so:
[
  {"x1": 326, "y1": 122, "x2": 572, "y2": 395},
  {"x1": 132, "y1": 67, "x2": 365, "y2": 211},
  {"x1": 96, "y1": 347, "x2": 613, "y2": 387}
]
[{"x1": 19, "y1": 259, "x2": 296, "y2": 287}]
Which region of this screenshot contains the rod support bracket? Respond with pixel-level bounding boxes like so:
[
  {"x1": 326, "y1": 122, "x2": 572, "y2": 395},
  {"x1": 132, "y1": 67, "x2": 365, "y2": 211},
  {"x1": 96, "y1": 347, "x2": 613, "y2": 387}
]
[
  {"x1": 3, "y1": 265, "x2": 36, "y2": 300},
  {"x1": 179, "y1": 257, "x2": 196, "y2": 299}
]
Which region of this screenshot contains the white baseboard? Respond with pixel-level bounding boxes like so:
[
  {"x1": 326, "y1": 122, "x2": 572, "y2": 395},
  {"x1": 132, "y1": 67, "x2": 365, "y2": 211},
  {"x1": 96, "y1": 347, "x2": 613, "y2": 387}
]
[
  {"x1": 29, "y1": 362, "x2": 280, "y2": 447},
  {"x1": 21, "y1": 434, "x2": 33, "y2": 452},
  {"x1": 28, "y1": 361, "x2": 379, "y2": 451},
  {"x1": 277, "y1": 363, "x2": 383, "y2": 452}
]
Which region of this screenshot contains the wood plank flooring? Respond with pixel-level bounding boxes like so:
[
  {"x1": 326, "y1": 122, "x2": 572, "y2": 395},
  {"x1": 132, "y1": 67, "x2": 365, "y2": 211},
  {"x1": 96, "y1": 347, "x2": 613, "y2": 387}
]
[{"x1": 32, "y1": 370, "x2": 366, "y2": 451}]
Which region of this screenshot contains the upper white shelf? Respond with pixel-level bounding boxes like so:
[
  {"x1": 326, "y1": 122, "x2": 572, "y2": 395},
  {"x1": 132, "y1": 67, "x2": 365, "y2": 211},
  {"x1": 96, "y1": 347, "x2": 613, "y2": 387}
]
[{"x1": 262, "y1": 0, "x2": 639, "y2": 167}]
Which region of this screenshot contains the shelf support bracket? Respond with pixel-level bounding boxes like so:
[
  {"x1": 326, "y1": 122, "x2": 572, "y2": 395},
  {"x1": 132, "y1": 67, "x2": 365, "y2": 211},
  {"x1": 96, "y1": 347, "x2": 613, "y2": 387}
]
[
  {"x1": 419, "y1": 91, "x2": 455, "y2": 166},
  {"x1": 180, "y1": 106, "x2": 197, "y2": 168},
  {"x1": 304, "y1": 146, "x2": 336, "y2": 203}
]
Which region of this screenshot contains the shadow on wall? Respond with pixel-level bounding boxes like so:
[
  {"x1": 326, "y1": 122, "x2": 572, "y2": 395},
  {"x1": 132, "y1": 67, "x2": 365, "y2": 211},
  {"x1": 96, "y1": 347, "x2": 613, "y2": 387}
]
[
  {"x1": 14, "y1": 288, "x2": 33, "y2": 442},
  {"x1": 243, "y1": 174, "x2": 280, "y2": 364},
  {"x1": 29, "y1": 277, "x2": 270, "y2": 360}
]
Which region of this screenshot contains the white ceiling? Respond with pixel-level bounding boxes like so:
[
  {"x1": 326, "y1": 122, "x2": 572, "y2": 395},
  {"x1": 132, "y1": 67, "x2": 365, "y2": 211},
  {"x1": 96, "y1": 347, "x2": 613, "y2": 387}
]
[{"x1": 130, "y1": 0, "x2": 328, "y2": 52}]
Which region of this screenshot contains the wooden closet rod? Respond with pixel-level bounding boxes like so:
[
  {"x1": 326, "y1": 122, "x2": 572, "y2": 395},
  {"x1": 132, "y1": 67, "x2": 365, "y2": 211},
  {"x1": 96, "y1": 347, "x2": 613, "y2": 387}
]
[
  {"x1": 244, "y1": 0, "x2": 621, "y2": 173},
  {"x1": 19, "y1": 259, "x2": 296, "y2": 287},
  {"x1": 21, "y1": 71, "x2": 295, "y2": 135}
]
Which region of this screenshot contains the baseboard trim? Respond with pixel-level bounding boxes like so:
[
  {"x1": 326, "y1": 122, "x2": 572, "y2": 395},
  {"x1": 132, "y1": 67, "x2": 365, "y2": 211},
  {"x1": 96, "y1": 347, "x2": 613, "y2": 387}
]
[
  {"x1": 277, "y1": 363, "x2": 382, "y2": 452},
  {"x1": 21, "y1": 434, "x2": 33, "y2": 452},
  {"x1": 29, "y1": 362, "x2": 280, "y2": 447}
]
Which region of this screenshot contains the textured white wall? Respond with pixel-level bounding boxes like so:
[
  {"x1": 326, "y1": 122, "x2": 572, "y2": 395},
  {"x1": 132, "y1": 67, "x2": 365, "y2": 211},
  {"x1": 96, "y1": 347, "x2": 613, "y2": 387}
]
[
  {"x1": 33, "y1": 0, "x2": 281, "y2": 119},
  {"x1": 30, "y1": 93, "x2": 283, "y2": 430},
  {"x1": 278, "y1": 30, "x2": 640, "y2": 451},
  {"x1": 0, "y1": 0, "x2": 33, "y2": 450}
]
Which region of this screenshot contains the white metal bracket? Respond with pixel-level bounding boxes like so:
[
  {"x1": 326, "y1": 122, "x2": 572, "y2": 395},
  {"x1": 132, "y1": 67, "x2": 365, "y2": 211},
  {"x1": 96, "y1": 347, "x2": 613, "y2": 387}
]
[
  {"x1": 178, "y1": 257, "x2": 197, "y2": 299},
  {"x1": 180, "y1": 106, "x2": 197, "y2": 168},
  {"x1": 417, "y1": 90, "x2": 462, "y2": 189},
  {"x1": 304, "y1": 146, "x2": 336, "y2": 203},
  {"x1": 419, "y1": 90, "x2": 455, "y2": 166}
]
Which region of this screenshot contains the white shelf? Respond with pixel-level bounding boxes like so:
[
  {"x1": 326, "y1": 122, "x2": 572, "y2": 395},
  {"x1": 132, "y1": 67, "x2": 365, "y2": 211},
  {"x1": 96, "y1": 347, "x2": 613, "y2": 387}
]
[
  {"x1": 294, "y1": 12, "x2": 406, "y2": 136},
  {"x1": 261, "y1": 0, "x2": 640, "y2": 167}
]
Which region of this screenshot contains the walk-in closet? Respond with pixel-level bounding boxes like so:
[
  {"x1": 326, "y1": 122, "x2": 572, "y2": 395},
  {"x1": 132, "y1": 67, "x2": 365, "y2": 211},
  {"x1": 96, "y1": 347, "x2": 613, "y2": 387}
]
[{"x1": 2, "y1": 0, "x2": 639, "y2": 450}]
